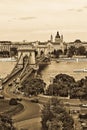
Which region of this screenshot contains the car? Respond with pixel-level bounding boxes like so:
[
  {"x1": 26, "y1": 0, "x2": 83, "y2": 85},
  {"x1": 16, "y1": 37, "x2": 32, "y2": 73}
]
[
  {"x1": 30, "y1": 98, "x2": 39, "y2": 103},
  {"x1": 0, "y1": 95, "x2": 4, "y2": 99}
]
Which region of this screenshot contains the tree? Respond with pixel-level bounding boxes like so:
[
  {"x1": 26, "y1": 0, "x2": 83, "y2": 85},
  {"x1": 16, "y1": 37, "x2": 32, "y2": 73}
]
[
  {"x1": 53, "y1": 49, "x2": 63, "y2": 58},
  {"x1": 46, "y1": 74, "x2": 75, "y2": 97},
  {"x1": 41, "y1": 97, "x2": 74, "y2": 130},
  {"x1": 9, "y1": 98, "x2": 18, "y2": 105},
  {"x1": 10, "y1": 47, "x2": 17, "y2": 57},
  {"x1": 0, "y1": 115, "x2": 16, "y2": 130},
  {"x1": 68, "y1": 46, "x2": 76, "y2": 57},
  {"x1": 64, "y1": 49, "x2": 67, "y2": 55},
  {"x1": 77, "y1": 46, "x2": 86, "y2": 55},
  {"x1": 46, "y1": 73, "x2": 87, "y2": 99},
  {"x1": 22, "y1": 78, "x2": 46, "y2": 96},
  {"x1": 2, "y1": 51, "x2": 10, "y2": 57}
]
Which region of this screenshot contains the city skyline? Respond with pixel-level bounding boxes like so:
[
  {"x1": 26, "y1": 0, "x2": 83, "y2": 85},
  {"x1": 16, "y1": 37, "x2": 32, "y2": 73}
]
[{"x1": 0, "y1": 0, "x2": 87, "y2": 42}]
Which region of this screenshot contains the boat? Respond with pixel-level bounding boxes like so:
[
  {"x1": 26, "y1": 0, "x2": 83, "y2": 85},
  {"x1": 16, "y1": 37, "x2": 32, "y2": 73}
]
[
  {"x1": 73, "y1": 68, "x2": 87, "y2": 72},
  {"x1": 81, "y1": 104, "x2": 87, "y2": 107}
]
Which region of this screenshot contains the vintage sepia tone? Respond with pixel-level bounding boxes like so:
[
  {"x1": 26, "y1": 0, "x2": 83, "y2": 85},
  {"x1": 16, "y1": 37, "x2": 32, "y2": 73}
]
[{"x1": 0, "y1": 0, "x2": 87, "y2": 130}]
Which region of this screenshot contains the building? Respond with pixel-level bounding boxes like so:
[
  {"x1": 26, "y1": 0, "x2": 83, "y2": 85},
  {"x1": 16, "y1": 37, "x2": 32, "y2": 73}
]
[
  {"x1": 32, "y1": 31, "x2": 66, "y2": 56},
  {"x1": 67, "y1": 39, "x2": 87, "y2": 51},
  {"x1": 0, "y1": 31, "x2": 66, "y2": 57},
  {"x1": 0, "y1": 41, "x2": 11, "y2": 52}
]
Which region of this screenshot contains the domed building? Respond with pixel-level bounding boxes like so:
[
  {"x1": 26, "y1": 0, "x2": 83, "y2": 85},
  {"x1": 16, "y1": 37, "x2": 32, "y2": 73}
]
[
  {"x1": 55, "y1": 31, "x2": 60, "y2": 43},
  {"x1": 32, "y1": 31, "x2": 66, "y2": 56},
  {"x1": 44, "y1": 31, "x2": 65, "y2": 54}
]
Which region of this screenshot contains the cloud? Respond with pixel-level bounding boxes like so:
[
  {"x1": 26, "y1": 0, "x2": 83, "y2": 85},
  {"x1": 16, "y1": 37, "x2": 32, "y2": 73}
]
[
  {"x1": 68, "y1": 5, "x2": 87, "y2": 12},
  {"x1": 19, "y1": 16, "x2": 36, "y2": 20},
  {"x1": 76, "y1": 9, "x2": 83, "y2": 12},
  {"x1": 83, "y1": 6, "x2": 87, "y2": 9},
  {"x1": 68, "y1": 8, "x2": 74, "y2": 11},
  {"x1": 68, "y1": 8, "x2": 83, "y2": 12}
]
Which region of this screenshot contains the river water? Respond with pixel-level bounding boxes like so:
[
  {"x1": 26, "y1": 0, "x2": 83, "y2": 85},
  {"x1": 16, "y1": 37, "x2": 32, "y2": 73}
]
[
  {"x1": 0, "y1": 61, "x2": 16, "y2": 78},
  {"x1": 41, "y1": 60, "x2": 87, "y2": 86},
  {"x1": 0, "y1": 59, "x2": 87, "y2": 86}
]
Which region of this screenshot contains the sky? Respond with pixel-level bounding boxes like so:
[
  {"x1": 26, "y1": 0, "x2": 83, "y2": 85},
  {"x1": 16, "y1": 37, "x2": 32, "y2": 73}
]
[{"x1": 0, "y1": 0, "x2": 87, "y2": 42}]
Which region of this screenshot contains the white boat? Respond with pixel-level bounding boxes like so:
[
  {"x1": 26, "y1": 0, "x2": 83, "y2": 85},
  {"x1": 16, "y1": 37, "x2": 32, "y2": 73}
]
[
  {"x1": 81, "y1": 104, "x2": 87, "y2": 107},
  {"x1": 73, "y1": 68, "x2": 87, "y2": 72}
]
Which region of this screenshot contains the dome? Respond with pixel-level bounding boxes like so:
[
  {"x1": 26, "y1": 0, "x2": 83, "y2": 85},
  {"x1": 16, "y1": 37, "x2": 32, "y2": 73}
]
[{"x1": 55, "y1": 31, "x2": 60, "y2": 38}]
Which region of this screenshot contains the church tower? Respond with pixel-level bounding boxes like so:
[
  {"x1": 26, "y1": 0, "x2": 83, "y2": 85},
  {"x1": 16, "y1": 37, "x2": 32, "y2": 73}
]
[
  {"x1": 55, "y1": 31, "x2": 61, "y2": 43},
  {"x1": 54, "y1": 31, "x2": 64, "y2": 52},
  {"x1": 50, "y1": 35, "x2": 53, "y2": 42},
  {"x1": 61, "y1": 35, "x2": 63, "y2": 43}
]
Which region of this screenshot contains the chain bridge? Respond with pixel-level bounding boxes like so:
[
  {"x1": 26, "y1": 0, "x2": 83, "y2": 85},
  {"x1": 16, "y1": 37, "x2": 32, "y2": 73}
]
[{"x1": 2, "y1": 47, "x2": 50, "y2": 85}]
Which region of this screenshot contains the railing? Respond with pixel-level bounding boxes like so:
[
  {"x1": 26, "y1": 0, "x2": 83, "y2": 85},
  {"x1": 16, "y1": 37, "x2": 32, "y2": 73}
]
[
  {"x1": 19, "y1": 60, "x2": 29, "y2": 78},
  {"x1": 36, "y1": 55, "x2": 50, "y2": 64},
  {"x1": 2, "y1": 53, "x2": 24, "y2": 84},
  {"x1": 20, "y1": 67, "x2": 33, "y2": 83},
  {"x1": 2, "y1": 67, "x2": 23, "y2": 84},
  {"x1": 10, "y1": 53, "x2": 23, "y2": 74}
]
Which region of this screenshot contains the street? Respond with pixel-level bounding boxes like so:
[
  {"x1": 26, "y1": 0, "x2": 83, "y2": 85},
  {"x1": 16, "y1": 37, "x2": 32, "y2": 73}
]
[{"x1": 3, "y1": 80, "x2": 42, "y2": 130}]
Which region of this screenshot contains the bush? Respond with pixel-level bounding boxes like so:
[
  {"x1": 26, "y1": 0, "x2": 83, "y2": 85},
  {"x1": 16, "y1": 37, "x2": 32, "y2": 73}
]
[{"x1": 9, "y1": 98, "x2": 18, "y2": 105}]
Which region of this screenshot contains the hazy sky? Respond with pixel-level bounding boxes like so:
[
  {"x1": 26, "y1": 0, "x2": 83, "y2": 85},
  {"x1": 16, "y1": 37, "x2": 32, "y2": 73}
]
[{"x1": 0, "y1": 0, "x2": 87, "y2": 42}]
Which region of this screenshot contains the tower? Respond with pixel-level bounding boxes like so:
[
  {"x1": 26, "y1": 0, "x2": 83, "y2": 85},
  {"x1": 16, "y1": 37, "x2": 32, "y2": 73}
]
[
  {"x1": 61, "y1": 35, "x2": 63, "y2": 43},
  {"x1": 17, "y1": 48, "x2": 36, "y2": 66},
  {"x1": 50, "y1": 35, "x2": 53, "y2": 42},
  {"x1": 55, "y1": 31, "x2": 61, "y2": 43}
]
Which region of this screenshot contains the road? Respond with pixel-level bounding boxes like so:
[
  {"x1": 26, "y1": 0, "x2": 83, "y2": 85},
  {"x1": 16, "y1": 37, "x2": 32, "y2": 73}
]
[
  {"x1": 3, "y1": 77, "x2": 42, "y2": 130},
  {"x1": 15, "y1": 117, "x2": 41, "y2": 130},
  {"x1": 13, "y1": 100, "x2": 42, "y2": 130},
  {"x1": 13, "y1": 100, "x2": 41, "y2": 122}
]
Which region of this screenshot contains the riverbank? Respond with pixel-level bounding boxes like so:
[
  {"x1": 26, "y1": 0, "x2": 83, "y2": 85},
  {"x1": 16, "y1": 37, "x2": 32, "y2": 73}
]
[{"x1": 52, "y1": 57, "x2": 87, "y2": 62}]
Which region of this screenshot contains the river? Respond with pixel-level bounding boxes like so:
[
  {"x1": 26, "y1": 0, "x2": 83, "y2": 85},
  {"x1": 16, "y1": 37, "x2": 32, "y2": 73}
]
[
  {"x1": 0, "y1": 61, "x2": 16, "y2": 78},
  {"x1": 41, "y1": 60, "x2": 87, "y2": 86},
  {"x1": 0, "y1": 59, "x2": 87, "y2": 86}
]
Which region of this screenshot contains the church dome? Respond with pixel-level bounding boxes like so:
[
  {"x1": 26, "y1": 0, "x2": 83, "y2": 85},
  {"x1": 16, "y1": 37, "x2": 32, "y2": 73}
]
[{"x1": 55, "y1": 31, "x2": 60, "y2": 38}]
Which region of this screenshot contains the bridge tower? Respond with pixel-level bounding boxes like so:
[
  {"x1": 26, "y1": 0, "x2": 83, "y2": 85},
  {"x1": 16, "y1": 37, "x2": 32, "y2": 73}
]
[{"x1": 17, "y1": 48, "x2": 36, "y2": 67}]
